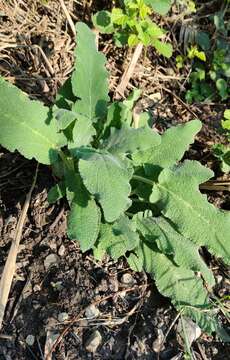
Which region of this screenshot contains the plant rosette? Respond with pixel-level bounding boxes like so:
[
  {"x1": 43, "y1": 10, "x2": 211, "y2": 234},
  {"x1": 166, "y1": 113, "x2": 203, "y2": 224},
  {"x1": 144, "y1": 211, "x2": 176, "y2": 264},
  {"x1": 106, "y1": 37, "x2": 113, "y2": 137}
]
[{"x1": 0, "y1": 22, "x2": 229, "y2": 340}]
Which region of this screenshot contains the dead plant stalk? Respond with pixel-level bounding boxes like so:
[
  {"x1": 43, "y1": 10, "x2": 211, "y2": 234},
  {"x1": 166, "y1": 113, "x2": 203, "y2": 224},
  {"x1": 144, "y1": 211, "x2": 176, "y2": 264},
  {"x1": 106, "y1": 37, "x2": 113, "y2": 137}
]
[{"x1": 0, "y1": 164, "x2": 38, "y2": 330}]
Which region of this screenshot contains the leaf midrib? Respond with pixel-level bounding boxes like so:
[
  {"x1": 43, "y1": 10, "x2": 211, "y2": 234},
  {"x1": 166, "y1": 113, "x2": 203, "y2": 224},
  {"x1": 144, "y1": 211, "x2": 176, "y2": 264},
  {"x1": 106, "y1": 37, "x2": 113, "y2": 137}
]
[{"x1": 5, "y1": 114, "x2": 58, "y2": 149}]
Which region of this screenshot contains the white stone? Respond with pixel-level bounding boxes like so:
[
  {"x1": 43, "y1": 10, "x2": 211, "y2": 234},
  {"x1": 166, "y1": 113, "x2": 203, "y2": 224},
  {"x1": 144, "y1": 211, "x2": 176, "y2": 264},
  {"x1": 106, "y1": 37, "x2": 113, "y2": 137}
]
[
  {"x1": 85, "y1": 330, "x2": 102, "y2": 353},
  {"x1": 26, "y1": 334, "x2": 35, "y2": 346},
  {"x1": 121, "y1": 273, "x2": 135, "y2": 285},
  {"x1": 44, "y1": 254, "x2": 59, "y2": 270},
  {"x1": 58, "y1": 244, "x2": 66, "y2": 257},
  {"x1": 85, "y1": 304, "x2": 100, "y2": 319},
  {"x1": 58, "y1": 312, "x2": 69, "y2": 322}
]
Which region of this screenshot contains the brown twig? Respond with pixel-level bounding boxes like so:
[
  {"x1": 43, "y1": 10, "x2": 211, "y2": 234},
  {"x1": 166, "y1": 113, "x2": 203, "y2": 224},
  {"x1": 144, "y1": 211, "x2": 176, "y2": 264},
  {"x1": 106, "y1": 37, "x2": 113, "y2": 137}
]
[
  {"x1": 115, "y1": 43, "x2": 143, "y2": 99},
  {"x1": 59, "y1": 0, "x2": 76, "y2": 37},
  {"x1": 0, "y1": 164, "x2": 38, "y2": 330},
  {"x1": 200, "y1": 180, "x2": 230, "y2": 192}
]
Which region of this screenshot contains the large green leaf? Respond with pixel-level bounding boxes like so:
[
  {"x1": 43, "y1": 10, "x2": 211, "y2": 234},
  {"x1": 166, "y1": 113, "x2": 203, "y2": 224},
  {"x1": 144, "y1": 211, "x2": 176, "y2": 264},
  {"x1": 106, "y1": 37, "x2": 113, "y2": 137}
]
[
  {"x1": 142, "y1": 242, "x2": 209, "y2": 308},
  {"x1": 77, "y1": 148, "x2": 133, "y2": 222},
  {"x1": 133, "y1": 120, "x2": 202, "y2": 170},
  {"x1": 138, "y1": 216, "x2": 215, "y2": 287},
  {"x1": 144, "y1": 0, "x2": 171, "y2": 15},
  {"x1": 130, "y1": 215, "x2": 220, "y2": 334},
  {"x1": 0, "y1": 77, "x2": 64, "y2": 165},
  {"x1": 72, "y1": 22, "x2": 109, "y2": 122},
  {"x1": 103, "y1": 125, "x2": 161, "y2": 157},
  {"x1": 94, "y1": 216, "x2": 139, "y2": 260},
  {"x1": 151, "y1": 161, "x2": 230, "y2": 264},
  {"x1": 135, "y1": 217, "x2": 209, "y2": 308},
  {"x1": 66, "y1": 172, "x2": 101, "y2": 252}
]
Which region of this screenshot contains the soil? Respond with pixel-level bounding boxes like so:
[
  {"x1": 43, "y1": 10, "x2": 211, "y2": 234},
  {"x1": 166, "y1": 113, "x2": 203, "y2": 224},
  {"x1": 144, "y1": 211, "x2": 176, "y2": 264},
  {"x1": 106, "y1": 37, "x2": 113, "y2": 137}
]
[{"x1": 0, "y1": 1, "x2": 229, "y2": 359}]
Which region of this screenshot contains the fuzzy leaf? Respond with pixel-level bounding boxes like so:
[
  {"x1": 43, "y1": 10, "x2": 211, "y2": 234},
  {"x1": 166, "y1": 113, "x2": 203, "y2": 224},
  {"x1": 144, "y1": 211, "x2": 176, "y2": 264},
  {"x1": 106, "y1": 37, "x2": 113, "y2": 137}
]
[
  {"x1": 72, "y1": 22, "x2": 109, "y2": 122},
  {"x1": 135, "y1": 234, "x2": 209, "y2": 308},
  {"x1": 54, "y1": 108, "x2": 77, "y2": 130},
  {"x1": 68, "y1": 114, "x2": 96, "y2": 150},
  {"x1": 103, "y1": 125, "x2": 161, "y2": 157},
  {"x1": 77, "y1": 148, "x2": 133, "y2": 222},
  {"x1": 133, "y1": 120, "x2": 202, "y2": 170},
  {"x1": 95, "y1": 216, "x2": 139, "y2": 260},
  {"x1": 134, "y1": 216, "x2": 220, "y2": 333},
  {"x1": 67, "y1": 172, "x2": 101, "y2": 252},
  {"x1": 0, "y1": 77, "x2": 64, "y2": 165},
  {"x1": 151, "y1": 161, "x2": 230, "y2": 264},
  {"x1": 139, "y1": 216, "x2": 215, "y2": 287}
]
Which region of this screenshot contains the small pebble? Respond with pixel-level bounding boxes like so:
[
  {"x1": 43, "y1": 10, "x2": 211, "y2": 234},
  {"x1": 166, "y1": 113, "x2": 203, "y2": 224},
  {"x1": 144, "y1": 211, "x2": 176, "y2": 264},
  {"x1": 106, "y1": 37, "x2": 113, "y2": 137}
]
[
  {"x1": 85, "y1": 330, "x2": 102, "y2": 353},
  {"x1": 25, "y1": 335, "x2": 35, "y2": 346},
  {"x1": 58, "y1": 312, "x2": 69, "y2": 322},
  {"x1": 121, "y1": 273, "x2": 135, "y2": 285},
  {"x1": 152, "y1": 329, "x2": 164, "y2": 353},
  {"x1": 49, "y1": 239, "x2": 57, "y2": 251},
  {"x1": 33, "y1": 284, "x2": 41, "y2": 292},
  {"x1": 216, "y1": 275, "x2": 223, "y2": 284},
  {"x1": 85, "y1": 304, "x2": 100, "y2": 319},
  {"x1": 44, "y1": 254, "x2": 59, "y2": 270},
  {"x1": 58, "y1": 244, "x2": 66, "y2": 257}
]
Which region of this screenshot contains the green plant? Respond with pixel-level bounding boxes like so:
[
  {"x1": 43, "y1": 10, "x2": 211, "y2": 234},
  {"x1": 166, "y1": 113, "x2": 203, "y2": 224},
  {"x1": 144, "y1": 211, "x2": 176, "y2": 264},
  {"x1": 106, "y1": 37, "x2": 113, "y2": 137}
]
[
  {"x1": 176, "y1": 0, "x2": 196, "y2": 13},
  {"x1": 221, "y1": 109, "x2": 230, "y2": 132},
  {"x1": 213, "y1": 144, "x2": 230, "y2": 174},
  {"x1": 0, "y1": 22, "x2": 229, "y2": 338},
  {"x1": 176, "y1": 45, "x2": 206, "y2": 69},
  {"x1": 184, "y1": 3, "x2": 230, "y2": 103},
  {"x1": 212, "y1": 110, "x2": 230, "y2": 174},
  {"x1": 92, "y1": 0, "x2": 172, "y2": 57}
]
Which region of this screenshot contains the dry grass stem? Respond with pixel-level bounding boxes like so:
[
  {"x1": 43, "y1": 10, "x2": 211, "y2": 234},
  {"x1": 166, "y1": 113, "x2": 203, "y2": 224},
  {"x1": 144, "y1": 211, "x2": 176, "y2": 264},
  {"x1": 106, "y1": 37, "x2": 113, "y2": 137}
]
[{"x1": 0, "y1": 164, "x2": 38, "y2": 330}]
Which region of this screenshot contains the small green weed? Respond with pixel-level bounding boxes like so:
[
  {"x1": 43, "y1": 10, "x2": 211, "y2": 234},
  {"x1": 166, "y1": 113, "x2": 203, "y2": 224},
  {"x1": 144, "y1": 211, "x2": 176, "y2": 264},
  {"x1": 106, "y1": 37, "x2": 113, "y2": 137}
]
[
  {"x1": 184, "y1": 3, "x2": 230, "y2": 103},
  {"x1": 93, "y1": 0, "x2": 172, "y2": 57}
]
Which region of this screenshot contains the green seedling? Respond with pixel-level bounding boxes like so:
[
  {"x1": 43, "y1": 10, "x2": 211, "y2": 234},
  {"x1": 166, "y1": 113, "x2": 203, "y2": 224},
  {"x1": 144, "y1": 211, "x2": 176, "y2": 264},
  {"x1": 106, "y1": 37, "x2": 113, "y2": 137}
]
[
  {"x1": 221, "y1": 109, "x2": 230, "y2": 131},
  {"x1": 185, "y1": 3, "x2": 230, "y2": 103},
  {"x1": 92, "y1": 0, "x2": 172, "y2": 57},
  {"x1": 213, "y1": 143, "x2": 230, "y2": 174},
  {"x1": 0, "y1": 22, "x2": 229, "y2": 339}
]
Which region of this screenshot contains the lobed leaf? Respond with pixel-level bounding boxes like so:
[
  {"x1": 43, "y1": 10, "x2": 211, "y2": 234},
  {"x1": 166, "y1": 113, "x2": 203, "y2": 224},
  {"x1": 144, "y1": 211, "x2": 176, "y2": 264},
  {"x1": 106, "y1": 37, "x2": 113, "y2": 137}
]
[
  {"x1": 77, "y1": 148, "x2": 133, "y2": 222},
  {"x1": 150, "y1": 161, "x2": 230, "y2": 264},
  {"x1": 103, "y1": 125, "x2": 161, "y2": 158},
  {"x1": 133, "y1": 120, "x2": 202, "y2": 171},
  {"x1": 94, "y1": 216, "x2": 139, "y2": 260},
  {"x1": 134, "y1": 218, "x2": 209, "y2": 309},
  {"x1": 138, "y1": 216, "x2": 215, "y2": 287}
]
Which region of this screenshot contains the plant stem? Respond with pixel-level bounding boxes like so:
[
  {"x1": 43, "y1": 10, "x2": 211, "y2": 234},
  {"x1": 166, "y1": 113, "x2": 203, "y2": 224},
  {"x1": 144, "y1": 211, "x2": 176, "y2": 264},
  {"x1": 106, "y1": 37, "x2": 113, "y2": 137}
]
[
  {"x1": 58, "y1": 149, "x2": 74, "y2": 171},
  {"x1": 132, "y1": 174, "x2": 154, "y2": 186}
]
